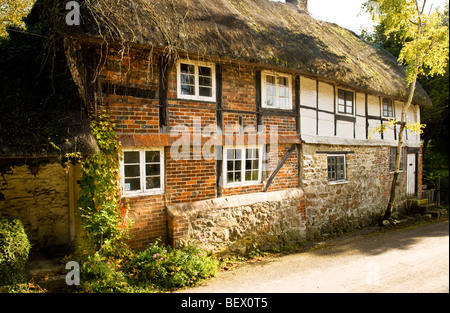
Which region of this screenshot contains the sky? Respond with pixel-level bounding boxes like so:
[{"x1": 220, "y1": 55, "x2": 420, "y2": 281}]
[{"x1": 273, "y1": 0, "x2": 449, "y2": 34}]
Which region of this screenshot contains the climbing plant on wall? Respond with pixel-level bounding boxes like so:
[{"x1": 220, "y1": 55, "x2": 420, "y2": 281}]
[{"x1": 77, "y1": 112, "x2": 128, "y2": 248}]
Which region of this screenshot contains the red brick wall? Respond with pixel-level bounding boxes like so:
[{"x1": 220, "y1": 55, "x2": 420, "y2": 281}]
[
  {"x1": 123, "y1": 195, "x2": 166, "y2": 250},
  {"x1": 89, "y1": 46, "x2": 302, "y2": 249}
]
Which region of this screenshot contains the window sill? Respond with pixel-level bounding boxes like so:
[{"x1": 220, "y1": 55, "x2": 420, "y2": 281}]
[
  {"x1": 223, "y1": 182, "x2": 263, "y2": 188},
  {"x1": 176, "y1": 95, "x2": 216, "y2": 103},
  {"x1": 121, "y1": 190, "x2": 164, "y2": 199},
  {"x1": 327, "y1": 180, "x2": 349, "y2": 185}
]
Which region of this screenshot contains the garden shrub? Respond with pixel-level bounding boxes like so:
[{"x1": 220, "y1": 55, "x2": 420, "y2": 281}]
[
  {"x1": 78, "y1": 252, "x2": 130, "y2": 293},
  {"x1": 128, "y1": 240, "x2": 219, "y2": 290},
  {"x1": 0, "y1": 217, "x2": 31, "y2": 285}
]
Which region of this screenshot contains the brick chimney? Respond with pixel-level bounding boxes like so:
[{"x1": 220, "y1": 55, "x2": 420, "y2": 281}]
[{"x1": 285, "y1": 0, "x2": 308, "y2": 12}]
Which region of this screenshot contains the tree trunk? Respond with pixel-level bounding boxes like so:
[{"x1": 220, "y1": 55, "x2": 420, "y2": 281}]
[{"x1": 382, "y1": 76, "x2": 417, "y2": 222}]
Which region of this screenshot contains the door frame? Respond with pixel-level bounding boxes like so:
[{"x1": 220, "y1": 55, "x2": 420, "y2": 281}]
[{"x1": 406, "y1": 148, "x2": 419, "y2": 197}]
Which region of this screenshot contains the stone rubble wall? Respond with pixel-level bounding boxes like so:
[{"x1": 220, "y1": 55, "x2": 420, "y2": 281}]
[
  {"x1": 301, "y1": 143, "x2": 408, "y2": 239},
  {"x1": 167, "y1": 188, "x2": 306, "y2": 255},
  {"x1": 0, "y1": 164, "x2": 70, "y2": 249}
]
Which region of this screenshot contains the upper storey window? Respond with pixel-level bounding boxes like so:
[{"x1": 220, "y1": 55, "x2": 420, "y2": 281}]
[
  {"x1": 177, "y1": 60, "x2": 216, "y2": 102},
  {"x1": 383, "y1": 98, "x2": 394, "y2": 118},
  {"x1": 261, "y1": 71, "x2": 292, "y2": 110},
  {"x1": 337, "y1": 89, "x2": 354, "y2": 115}
]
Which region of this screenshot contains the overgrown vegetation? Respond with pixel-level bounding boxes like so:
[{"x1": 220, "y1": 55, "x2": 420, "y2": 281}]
[
  {"x1": 0, "y1": 217, "x2": 31, "y2": 286},
  {"x1": 62, "y1": 115, "x2": 219, "y2": 293},
  {"x1": 363, "y1": 1, "x2": 449, "y2": 206}
]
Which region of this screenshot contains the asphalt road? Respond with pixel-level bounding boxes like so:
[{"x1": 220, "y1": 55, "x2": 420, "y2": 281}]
[{"x1": 179, "y1": 220, "x2": 449, "y2": 293}]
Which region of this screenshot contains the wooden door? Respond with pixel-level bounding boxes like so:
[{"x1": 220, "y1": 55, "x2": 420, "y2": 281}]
[{"x1": 407, "y1": 153, "x2": 416, "y2": 197}]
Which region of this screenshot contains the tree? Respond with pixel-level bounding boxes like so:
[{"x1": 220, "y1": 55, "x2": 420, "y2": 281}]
[
  {"x1": 363, "y1": 0, "x2": 449, "y2": 221},
  {"x1": 0, "y1": 0, "x2": 35, "y2": 37}
]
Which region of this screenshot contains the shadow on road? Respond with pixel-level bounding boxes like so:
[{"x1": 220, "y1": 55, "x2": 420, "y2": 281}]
[{"x1": 309, "y1": 220, "x2": 449, "y2": 258}]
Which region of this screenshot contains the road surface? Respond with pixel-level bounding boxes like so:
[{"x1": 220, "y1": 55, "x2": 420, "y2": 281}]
[{"x1": 179, "y1": 220, "x2": 449, "y2": 293}]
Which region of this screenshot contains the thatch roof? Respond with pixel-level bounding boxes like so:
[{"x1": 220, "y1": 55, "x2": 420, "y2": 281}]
[
  {"x1": 0, "y1": 31, "x2": 98, "y2": 160},
  {"x1": 62, "y1": 0, "x2": 431, "y2": 106}
]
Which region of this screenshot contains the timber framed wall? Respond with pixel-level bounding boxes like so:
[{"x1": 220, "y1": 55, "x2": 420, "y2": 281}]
[{"x1": 73, "y1": 42, "x2": 422, "y2": 250}]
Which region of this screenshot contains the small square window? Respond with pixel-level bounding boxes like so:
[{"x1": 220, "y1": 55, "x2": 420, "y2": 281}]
[
  {"x1": 389, "y1": 147, "x2": 404, "y2": 172},
  {"x1": 177, "y1": 60, "x2": 216, "y2": 101},
  {"x1": 121, "y1": 149, "x2": 164, "y2": 195},
  {"x1": 224, "y1": 146, "x2": 262, "y2": 186},
  {"x1": 327, "y1": 155, "x2": 346, "y2": 182},
  {"x1": 383, "y1": 98, "x2": 394, "y2": 118},
  {"x1": 338, "y1": 89, "x2": 354, "y2": 115},
  {"x1": 262, "y1": 71, "x2": 292, "y2": 110}
]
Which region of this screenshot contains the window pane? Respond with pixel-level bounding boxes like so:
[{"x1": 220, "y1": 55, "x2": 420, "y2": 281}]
[
  {"x1": 266, "y1": 95, "x2": 275, "y2": 107},
  {"x1": 125, "y1": 178, "x2": 140, "y2": 191},
  {"x1": 279, "y1": 86, "x2": 288, "y2": 97},
  {"x1": 246, "y1": 160, "x2": 252, "y2": 169},
  {"x1": 124, "y1": 151, "x2": 139, "y2": 164},
  {"x1": 235, "y1": 160, "x2": 241, "y2": 170},
  {"x1": 235, "y1": 149, "x2": 241, "y2": 159},
  {"x1": 199, "y1": 66, "x2": 212, "y2": 77},
  {"x1": 346, "y1": 105, "x2": 353, "y2": 114},
  {"x1": 199, "y1": 87, "x2": 212, "y2": 97},
  {"x1": 234, "y1": 171, "x2": 241, "y2": 181},
  {"x1": 146, "y1": 164, "x2": 160, "y2": 176},
  {"x1": 279, "y1": 98, "x2": 289, "y2": 109},
  {"x1": 181, "y1": 74, "x2": 195, "y2": 85},
  {"x1": 338, "y1": 90, "x2": 345, "y2": 103},
  {"x1": 180, "y1": 63, "x2": 194, "y2": 74},
  {"x1": 125, "y1": 165, "x2": 140, "y2": 178},
  {"x1": 181, "y1": 84, "x2": 195, "y2": 95},
  {"x1": 266, "y1": 75, "x2": 275, "y2": 85},
  {"x1": 252, "y1": 170, "x2": 259, "y2": 181},
  {"x1": 227, "y1": 161, "x2": 234, "y2": 171},
  {"x1": 146, "y1": 151, "x2": 160, "y2": 163},
  {"x1": 345, "y1": 91, "x2": 353, "y2": 102},
  {"x1": 199, "y1": 76, "x2": 212, "y2": 87},
  {"x1": 227, "y1": 172, "x2": 234, "y2": 183},
  {"x1": 227, "y1": 149, "x2": 234, "y2": 160},
  {"x1": 252, "y1": 160, "x2": 259, "y2": 169},
  {"x1": 146, "y1": 176, "x2": 161, "y2": 189},
  {"x1": 245, "y1": 171, "x2": 252, "y2": 181},
  {"x1": 278, "y1": 76, "x2": 288, "y2": 87}
]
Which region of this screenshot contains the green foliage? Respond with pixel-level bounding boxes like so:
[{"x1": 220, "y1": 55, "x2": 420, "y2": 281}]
[
  {"x1": 127, "y1": 240, "x2": 219, "y2": 291},
  {"x1": 364, "y1": 0, "x2": 449, "y2": 85},
  {"x1": 0, "y1": 0, "x2": 35, "y2": 37},
  {"x1": 0, "y1": 217, "x2": 31, "y2": 285},
  {"x1": 77, "y1": 113, "x2": 126, "y2": 246},
  {"x1": 78, "y1": 252, "x2": 130, "y2": 293}
]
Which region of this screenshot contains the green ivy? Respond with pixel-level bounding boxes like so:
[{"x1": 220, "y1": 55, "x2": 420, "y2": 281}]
[{"x1": 77, "y1": 113, "x2": 127, "y2": 248}]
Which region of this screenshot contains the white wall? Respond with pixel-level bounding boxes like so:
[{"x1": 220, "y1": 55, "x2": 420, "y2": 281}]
[{"x1": 299, "y1": 76, "x2": 421, "y2": 147}]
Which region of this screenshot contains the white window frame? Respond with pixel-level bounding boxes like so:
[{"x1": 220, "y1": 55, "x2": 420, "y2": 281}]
[
  {"x1": 382, "y1": 98, "x2": 394, "y2": 118},
  {"x1": 337, "y1": 88, "x2": 355, "y2": 116},
  {"x1": 327, "y1": 154, "x2": 348, "y2": 184},
  {"x1": 223, "y1": 145, "x2": 263, "y2": 187},
  {"x1": 261, "y1": 70, "x2": 293, "y2": 110},
  {"x1": 120, "y1": 147, "x2": 165, "y2": 196},
  {"x1": 177, "y1": 59, "x2": 216, "y2": 102},
  {"x1": 389, "y1": 147, "x2": 405, "y2": 173}
]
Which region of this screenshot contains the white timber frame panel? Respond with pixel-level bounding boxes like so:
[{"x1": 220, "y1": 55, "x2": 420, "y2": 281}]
[{"x1": 298, "y1": 75, "x2": 422, "y2": 147}]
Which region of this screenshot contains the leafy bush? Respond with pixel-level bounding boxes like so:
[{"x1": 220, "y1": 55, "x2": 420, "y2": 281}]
[
  {"x1": 128, "y1": 240, "x2": 218, "y2": 290},
  {"x1": 0, "y1": 217, "x2": 31, "y2": 285},
  {"x1": 78, "y1": 252, "x2": 130, "y2": 293}
]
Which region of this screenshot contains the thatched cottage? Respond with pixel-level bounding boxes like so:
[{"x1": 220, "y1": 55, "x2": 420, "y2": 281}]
[{"x1": 1, "y1": 0, "x2": 430, "y2": 253}]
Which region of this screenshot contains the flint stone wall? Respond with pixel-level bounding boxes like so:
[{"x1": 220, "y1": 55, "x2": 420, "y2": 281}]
[
  {"x1": 0, "y1": 164, "x2": 70, "y2": 249},
  {"x1": 301, "y1": 143, "x2": 408, "y2": 239},
  {"x1": 167, "y1": 188, "x2": 306, "y2": 255}
]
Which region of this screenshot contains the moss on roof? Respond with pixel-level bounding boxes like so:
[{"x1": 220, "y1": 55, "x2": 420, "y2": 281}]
[{"x1": 58, "y1": 0, "x2": 431, "y2": 105}]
